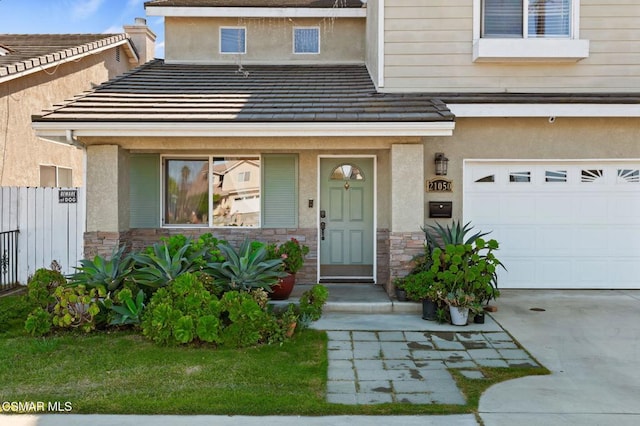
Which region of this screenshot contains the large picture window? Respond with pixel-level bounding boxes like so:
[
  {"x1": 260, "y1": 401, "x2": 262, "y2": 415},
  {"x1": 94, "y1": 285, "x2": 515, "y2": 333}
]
[{"x1": 163, "y1": 156, "x2": 260, "y2": 227}]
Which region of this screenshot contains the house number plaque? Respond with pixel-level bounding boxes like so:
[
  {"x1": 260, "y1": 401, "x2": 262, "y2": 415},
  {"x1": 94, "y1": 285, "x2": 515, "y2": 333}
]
[{"x1": 426, "y1": 178, "x2": 452, "y2": 192}]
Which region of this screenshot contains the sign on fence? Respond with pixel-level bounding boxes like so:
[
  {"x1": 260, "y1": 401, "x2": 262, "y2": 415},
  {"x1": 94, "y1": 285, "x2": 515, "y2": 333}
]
[{"x1": 0, "y1": 187, "x2": 85, "y2": 285}]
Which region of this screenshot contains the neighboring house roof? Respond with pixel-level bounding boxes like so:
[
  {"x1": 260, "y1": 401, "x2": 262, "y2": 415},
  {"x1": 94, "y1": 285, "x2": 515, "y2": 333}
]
[
  {"x1": 144, "y1": 0, "x2": 364, "y2": 8},
  {"x1": 0, "y1": 34, "x2": 138, "y2": 83},
  {"x1": 32, "y1": 60, "x2": 454, "y2": 124}
]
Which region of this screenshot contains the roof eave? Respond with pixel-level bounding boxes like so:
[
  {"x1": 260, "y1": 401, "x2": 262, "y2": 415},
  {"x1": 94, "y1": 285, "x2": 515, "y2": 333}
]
[
  {"x1": 145, "y1": 6, "x2": 366, "y2": 18},
  {"x1": 449, "y1": 103, "x2": 640, "y2": 117},
  {"x1": 32, "y1": 121, "x2": 456, "y2": 142},
  {"x1": 0, "y1": 37, "x2": 138, "y2": 84}
]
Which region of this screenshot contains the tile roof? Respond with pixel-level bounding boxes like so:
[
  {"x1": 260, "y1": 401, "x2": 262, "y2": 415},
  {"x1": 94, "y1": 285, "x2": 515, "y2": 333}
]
[
  {"x1": 145, "y1": 0, "x2": 364, "y2": 8},
  {"x1": 0, "y1": 34, "x2": 131, "y2": 80},
  {"x1": 33, "y1": 60, "x2": 454, "y2": 123}
]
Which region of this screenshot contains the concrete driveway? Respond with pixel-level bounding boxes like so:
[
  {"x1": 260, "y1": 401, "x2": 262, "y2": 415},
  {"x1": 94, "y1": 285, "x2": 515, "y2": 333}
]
[{"x1": 479, "y1": 290, "x2": 640, "y2": 426}]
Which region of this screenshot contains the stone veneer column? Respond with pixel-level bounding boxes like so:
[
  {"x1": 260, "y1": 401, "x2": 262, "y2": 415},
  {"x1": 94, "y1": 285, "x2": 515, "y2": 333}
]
[
  {"x1": 388, "y1": 144, "x2": 426, "y2": 291},
  {"x1": 84, "y1": 145, "x2": 130, "y2": 257}
]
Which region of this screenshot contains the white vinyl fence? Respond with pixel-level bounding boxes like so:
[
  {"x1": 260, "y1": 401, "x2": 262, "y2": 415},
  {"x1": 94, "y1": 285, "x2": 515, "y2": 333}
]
[{"x1": 0, "y1": 187, "x2": 84, "y2": 287}]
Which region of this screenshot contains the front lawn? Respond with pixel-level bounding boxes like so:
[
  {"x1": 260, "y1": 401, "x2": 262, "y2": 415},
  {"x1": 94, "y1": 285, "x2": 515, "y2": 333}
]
[{"x1": 0, "y1": 294, "x2": 548, "y2": 416}]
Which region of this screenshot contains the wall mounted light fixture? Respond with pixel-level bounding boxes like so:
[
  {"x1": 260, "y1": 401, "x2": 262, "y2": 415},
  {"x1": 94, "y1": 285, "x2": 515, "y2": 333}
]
[{"x1": 434, "y1": 152, "x2": 449, "y2": 176}]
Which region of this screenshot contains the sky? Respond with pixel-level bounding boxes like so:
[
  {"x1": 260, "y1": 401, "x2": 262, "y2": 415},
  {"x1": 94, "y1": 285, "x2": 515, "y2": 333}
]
[{"x1": 0, "y1": 0, "x2": 165, "y2": 58}]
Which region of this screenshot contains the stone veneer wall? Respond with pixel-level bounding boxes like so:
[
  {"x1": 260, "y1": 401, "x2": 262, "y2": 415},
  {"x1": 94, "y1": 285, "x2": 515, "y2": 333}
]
[
  {"x1": 388, "y1": 231, "x2": 426, "y2": 290},
  {"x1": 85, "y1": 228, "x2": 396, "y2": 291},
  {"x1": 85, "y1": 228, "x2": 318, "y2": 284}
]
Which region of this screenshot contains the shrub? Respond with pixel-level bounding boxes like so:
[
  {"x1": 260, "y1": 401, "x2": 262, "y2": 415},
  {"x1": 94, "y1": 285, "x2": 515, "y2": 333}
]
[
  {"x1": 298, "y1": 284, "x2": 329, "y2": 323},
  {"x1": 67, "y1": 246, "x2": 133, "y2": 293},
  {"x1": 130, "y1": 240, "x2": 204, "y2": 290},
  {"x1": 141, "y1": 272, "x2": 221, "y2": 345},
  {"x1": 24, "y1": 307, "x2": 52, "y2": 336},
  {"x1": 205, "y1": 239, "x2": 286, "y2": 292},
  {"x1": 110, "y1": 288, "x2": 145, "y2": 326},
  {"x1": 27, "y1": 268, "x2": 66, "y2": 310},
  {"x1": 51, "y1": 285, "x2": 105, "y2": 333},
  {"x1": 150, "y1": 233, "x2": 225, "y2": 269}
]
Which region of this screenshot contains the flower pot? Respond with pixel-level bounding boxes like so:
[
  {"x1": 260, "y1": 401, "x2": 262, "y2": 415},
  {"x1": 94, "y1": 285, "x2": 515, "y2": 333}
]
[
  {"x1": 269, "y1": 273, "x2": 296, "y2": 300},
  {"x1": 449, "y1": 306, "x2": 469, "y2": 326},
  {"x1": 474, "y1": 313, "x2": 485, "y2": 324},
  {"x1": 422, "y1": 299, "x2": 437, "y2": 321},
  {"x1": 396, "y1": 288, "x2": 408, "y2": 302}
]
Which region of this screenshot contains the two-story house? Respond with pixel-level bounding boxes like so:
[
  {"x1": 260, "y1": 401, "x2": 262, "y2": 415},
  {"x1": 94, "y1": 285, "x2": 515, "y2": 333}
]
[
  {"x1": 32, "y1": 0, "x2": 640, "y2": 292},
  {"x1": 1, "y1": 19, "x2": 156, "y2": 187}
]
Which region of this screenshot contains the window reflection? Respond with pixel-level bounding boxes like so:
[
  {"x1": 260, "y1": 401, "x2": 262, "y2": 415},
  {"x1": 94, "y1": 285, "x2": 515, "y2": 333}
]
[{"x1": 165, "y1": 159, "x2": 209, "y2": 225}]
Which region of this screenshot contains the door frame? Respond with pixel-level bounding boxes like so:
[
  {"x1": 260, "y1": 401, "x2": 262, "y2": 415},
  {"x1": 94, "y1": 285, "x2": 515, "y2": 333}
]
[{"x1": 317, "y1": 155, "x2": 377, "y2": 283}]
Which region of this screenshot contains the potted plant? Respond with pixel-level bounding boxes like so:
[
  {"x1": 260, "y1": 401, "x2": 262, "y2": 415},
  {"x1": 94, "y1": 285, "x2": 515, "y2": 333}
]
[
  {"x1": 392, "y1": 277, "x2": 408, "y2": 301},
  {"x1": 402, "y1": 270, "x2": 443, "y2": 321},
  {"x1": 267, "y1": 238, "x2": 310, "y2": 300},
  {"x1": 430, "y1": 238, "x2": 504, "y2": 326}
]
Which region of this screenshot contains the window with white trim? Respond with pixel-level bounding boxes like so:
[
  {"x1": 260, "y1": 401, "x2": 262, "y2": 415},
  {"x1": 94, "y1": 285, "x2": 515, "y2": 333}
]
[
  {"x1": 220, "y1": 27, "x2": 246, "y2": 54},
  {"x1": 294, "y1": 27, "x2": 320, "y2": 54},
  {"x1": 39, "y1": 165, "x2": 72, "y2": 187},
  {"x1": 482, "y1": 0, "x2": 571, "y2": 39},
  {"x1": 163, "y1": 156, "x2": 260, "y2": 227},
  {"x1": 473, "y1": 0, "x2": 588, "y2": 62}
]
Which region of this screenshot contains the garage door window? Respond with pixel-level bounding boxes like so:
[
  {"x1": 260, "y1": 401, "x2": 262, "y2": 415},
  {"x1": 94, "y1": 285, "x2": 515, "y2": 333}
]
[
  {"x1": 545, "y1": 170, "x2": 567, "y2": 182},
  {"x1": 618, "y1": 169, "x2": 639, "y2": 183},
  {"x1": 509, "y1": 171, "x2": 531, "y2": 182},
  {"x1": 475, "y1": 174, "x2": 495, "y2": 183},
  {"x1": 581, "y1": 169, "x2": 603, "y2": 183}
]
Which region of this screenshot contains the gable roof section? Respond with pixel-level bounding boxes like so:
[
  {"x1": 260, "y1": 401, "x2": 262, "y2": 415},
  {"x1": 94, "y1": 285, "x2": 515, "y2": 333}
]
[
  {"x1": 0, "y1": 34, "x2": 138, "y2": 83},
  {"x1": 32, "y1": 60, "x2": 455, "y2": 140}
]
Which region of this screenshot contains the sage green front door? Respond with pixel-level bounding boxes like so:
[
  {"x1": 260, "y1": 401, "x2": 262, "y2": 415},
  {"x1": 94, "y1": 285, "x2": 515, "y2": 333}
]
[{"x1": 319, "y1": 158, "x2": 374, "y2": 280}]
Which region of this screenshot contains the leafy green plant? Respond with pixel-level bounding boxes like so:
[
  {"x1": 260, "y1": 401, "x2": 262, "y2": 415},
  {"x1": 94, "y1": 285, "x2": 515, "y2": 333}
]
[
  {"x1": 219, "y1": 290, "x2": 267, "y2": 348},
  {"x1": 430, "y1": 238, "x2": 504, "y2": 307},
  {"x1": 205, "y1": 239, "x2": 287, "y2": 292},
  {"x1": 150, "y1": 233, "x2": 225, "y2": 268},
  {"x1": 141, "y1": 272, "x2": 221, "y2": 345},
  {"x1": 402, "y1": 271, "x2": 444, "y2": 302},
  {"x1": 298, "y1": 284, "x2": 329, "y2": 322},
  {"x1": 24, "y1": 307, "x2": 52, "y2": 336},
  {"x1": 27, "y1": 268, "x2": 67, "y2": 310},
  {"x1": 110, "y1": 288, "x2": 145, "y2": 326},
  {"x1": 67, "y1": 245, "x2": 133, "y2": 292},
  {"x1": 267, "y1": 238, "x2": 310, "y2": 274},
  {"x1": 130, "y1": 240, "x2": 205, "y2": 289},
  {"x1": 51, "y1": 285, "x2": 105, "y2": 333},
  {"x1": 423, "y1": 220, "x2": 490, "y2": 251}
]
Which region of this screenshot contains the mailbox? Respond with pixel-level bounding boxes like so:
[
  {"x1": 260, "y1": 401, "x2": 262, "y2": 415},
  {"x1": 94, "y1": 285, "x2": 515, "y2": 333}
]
[{"x1": 428, "y1": 201, "x2": 452, "y2": 218}]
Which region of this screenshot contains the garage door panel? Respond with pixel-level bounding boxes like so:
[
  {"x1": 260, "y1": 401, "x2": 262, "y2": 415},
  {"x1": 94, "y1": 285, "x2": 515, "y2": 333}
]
[{"x1": 465, "y1": 161, "x2": 640, "y2": 289}]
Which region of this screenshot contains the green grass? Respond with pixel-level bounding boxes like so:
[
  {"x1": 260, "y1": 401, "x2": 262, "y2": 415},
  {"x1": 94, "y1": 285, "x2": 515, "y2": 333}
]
[{"x1": 0, "y1": 294, "x2": 549, "y2": 415}]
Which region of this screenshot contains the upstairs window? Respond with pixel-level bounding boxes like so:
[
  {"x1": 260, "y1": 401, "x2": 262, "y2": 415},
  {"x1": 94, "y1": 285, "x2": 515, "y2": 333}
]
[
  {"x1": 482, "y1": 0, "x2": 571, "y2": 39},
  {"x1": 473, "y1": 0, "x2": 588, "y2": 62},
  {"x1": 220, "y1": 27, "x2": 246, "y2": 54},
  {"x1": 294, "y1": 27, "x2": 320, "y2": 54}
]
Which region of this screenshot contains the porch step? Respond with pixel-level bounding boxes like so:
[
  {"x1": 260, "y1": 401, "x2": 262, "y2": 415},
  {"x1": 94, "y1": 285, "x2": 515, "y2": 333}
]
[{"x1": 270, "y1": 283, "x2": 422, "y2": 314}]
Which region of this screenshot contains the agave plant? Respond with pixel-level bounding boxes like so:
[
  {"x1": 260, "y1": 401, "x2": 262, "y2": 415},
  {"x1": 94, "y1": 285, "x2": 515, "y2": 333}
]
[
  {"x1": 422, "y1": 220, "x2": 490, "y2": 253},
  {"x1": 129, "y1": 241, "x2": 205, "y2": 289},
  {"x1": 205, "y1": 239, "x2": 287, "y2": 292},
  {"x1": 67, "y1": 245, "x2": 133, "y2": 292}
]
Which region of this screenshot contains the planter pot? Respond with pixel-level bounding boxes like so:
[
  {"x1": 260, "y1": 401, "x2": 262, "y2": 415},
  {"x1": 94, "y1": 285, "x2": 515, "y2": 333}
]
[
  {"x1": 269, "y1": 273, "x2": 296, "y2": 300},
  {"x1": 422, "y1": 299, "x2": 438, "y2": 321},
  {"x1": 395, "y1": 289, "x2": 408, "y2": 302},
  {"x1": 474, "y1": 313, "x2": 485, "y2": 324},
  {"x1": 449, "y1": 306, "x2": 469, "y2": 326}
]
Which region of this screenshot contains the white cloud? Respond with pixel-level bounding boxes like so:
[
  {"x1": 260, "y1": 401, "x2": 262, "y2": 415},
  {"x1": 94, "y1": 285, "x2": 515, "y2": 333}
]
[
  {"x1": 103, "y1": 25, "x2": 123, "y2": 34},
  {"x1": 71, "y1": 0, "x2": 106, "y2": 20}
]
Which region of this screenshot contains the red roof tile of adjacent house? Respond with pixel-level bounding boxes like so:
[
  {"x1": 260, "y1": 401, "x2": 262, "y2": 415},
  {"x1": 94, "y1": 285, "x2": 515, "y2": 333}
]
[
  {"x1": 33, "y1": 60, "x2": 454, "y2": 123},
  {"x1": 0, "y1": 34, "x2": 134, "y2": 81}
]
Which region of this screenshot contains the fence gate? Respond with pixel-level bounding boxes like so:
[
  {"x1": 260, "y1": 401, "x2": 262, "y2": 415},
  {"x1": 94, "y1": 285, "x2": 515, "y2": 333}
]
[{"x1": 0, "y1": 187, "x2": 84, "y2": 288}]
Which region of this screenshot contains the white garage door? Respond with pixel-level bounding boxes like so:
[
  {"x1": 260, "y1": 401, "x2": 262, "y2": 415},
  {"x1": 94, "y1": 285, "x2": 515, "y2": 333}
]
[{"x1": 464, "y1": 161, "x2": 640, "y2": 289}]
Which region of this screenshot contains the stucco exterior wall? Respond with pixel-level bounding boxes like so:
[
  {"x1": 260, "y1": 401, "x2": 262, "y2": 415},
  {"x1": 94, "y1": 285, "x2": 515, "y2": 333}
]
[
  {"x1": 0, "y1": 48, "x2": 133, "y2": 187},
  {"x1": 423, "y1": 117, "x2": 640, "y2": 226},
  {"x1": 164, "y1": 17, "x2": 365, "y2": 64},
  {"x1": 382, "y1": 0, "x2": 640, "y2": 92}
]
